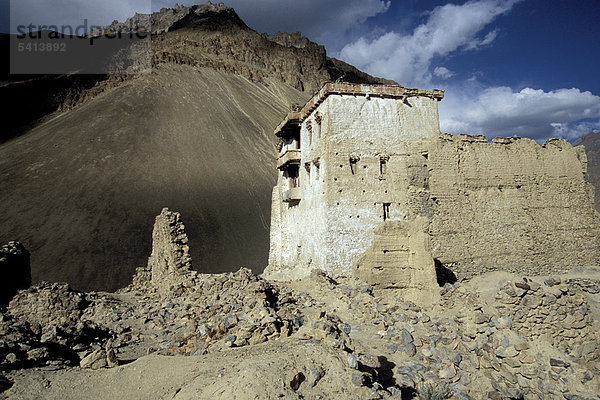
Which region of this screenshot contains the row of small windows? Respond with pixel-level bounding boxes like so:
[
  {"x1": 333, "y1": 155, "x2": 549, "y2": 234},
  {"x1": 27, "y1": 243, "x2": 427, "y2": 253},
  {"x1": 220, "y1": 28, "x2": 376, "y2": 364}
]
[
  {"x1": 347, "y1": 155, "x2": 389, "y2": 176},
  {"x1": 305, "y1": 113, "x2": 322, "y2": 146},
  {"x1": 283, "y1": 161, "x2": 321, "y2": 191},
  {"x1": 304, "y1": 161, "x2": 320, "y2": 183}
]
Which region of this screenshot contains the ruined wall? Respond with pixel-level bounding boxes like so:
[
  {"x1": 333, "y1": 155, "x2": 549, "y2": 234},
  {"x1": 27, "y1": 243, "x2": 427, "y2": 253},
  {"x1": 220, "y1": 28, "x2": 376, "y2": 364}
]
[
  {"x1": 429, "y1": 134, "x2": 600, "y2": 279},
  {"x1": 144, "y1": 208, "x2": 195, "y2": 297}
]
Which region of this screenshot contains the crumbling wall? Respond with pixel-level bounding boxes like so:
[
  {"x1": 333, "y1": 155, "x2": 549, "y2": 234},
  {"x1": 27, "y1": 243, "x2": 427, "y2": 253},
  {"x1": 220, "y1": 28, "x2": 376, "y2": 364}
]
[
  {"x1": 353, "y1": 217, "x2": 439, "y2": 303},
  {"x1": 429, "y1": 134, "x2": 600, "y2": 279},
  {"x1": 144, "y1": 208, "x2": 195, "y2": 297},
  {"x1": 0, "y1": 241, "x2": 31, "y2": 306}
]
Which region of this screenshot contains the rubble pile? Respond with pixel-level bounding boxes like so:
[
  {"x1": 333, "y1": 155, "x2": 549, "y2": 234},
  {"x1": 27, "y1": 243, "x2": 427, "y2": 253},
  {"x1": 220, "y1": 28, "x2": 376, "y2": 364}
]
[
  {"x1": 1, "y1": 226, "x2": 599, "y2": 399},
  {"x1": 1, "y1": 282, "x2": 110, "y2": 371}
]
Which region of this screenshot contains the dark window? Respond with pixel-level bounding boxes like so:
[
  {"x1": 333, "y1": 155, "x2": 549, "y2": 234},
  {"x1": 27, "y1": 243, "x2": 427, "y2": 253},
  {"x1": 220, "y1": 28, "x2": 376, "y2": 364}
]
[
  {"x1": 379, "y1": 155, "x2": 389, "y2": 175},
  {"x1": 383, "y1": 203, "x2": 391, "y2": 220},
  {"x1": 349, "y1": 155, "x2": 360, "y2": 175},
  {"x1": 286, "y1": 165, "x2": 300, "y2": 188}
]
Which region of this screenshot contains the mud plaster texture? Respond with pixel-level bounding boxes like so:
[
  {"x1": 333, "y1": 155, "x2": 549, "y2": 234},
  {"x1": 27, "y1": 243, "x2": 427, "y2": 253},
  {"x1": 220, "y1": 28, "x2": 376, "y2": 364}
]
[
  {"x1": 353, "y1": 217, "x2": 439, "y2": 304},
  {"x1": 429, "y1": 134, "x2": 600, "y2": 279}
]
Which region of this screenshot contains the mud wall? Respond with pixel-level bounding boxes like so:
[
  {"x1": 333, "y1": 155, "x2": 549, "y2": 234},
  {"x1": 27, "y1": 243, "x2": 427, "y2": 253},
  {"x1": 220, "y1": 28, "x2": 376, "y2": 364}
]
[{"x1": 429, "y1": 134, "x2": 600, "y2": 279}]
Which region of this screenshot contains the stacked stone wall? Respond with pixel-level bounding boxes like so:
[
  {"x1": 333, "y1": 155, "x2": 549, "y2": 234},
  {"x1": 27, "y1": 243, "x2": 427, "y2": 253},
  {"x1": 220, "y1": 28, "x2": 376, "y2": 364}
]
[{"x1": 143, "y1": 208, "x2": 195, "y2": 298}]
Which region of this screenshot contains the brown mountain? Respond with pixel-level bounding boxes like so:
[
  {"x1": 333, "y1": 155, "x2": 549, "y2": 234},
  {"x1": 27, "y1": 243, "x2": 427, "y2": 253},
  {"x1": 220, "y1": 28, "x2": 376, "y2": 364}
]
[
  {"x1": 0, "y1": 3, "x2": 390, "y2": 291},
  {"x1": 574, "y1": 131, "x2": 600, "y2": 212}
]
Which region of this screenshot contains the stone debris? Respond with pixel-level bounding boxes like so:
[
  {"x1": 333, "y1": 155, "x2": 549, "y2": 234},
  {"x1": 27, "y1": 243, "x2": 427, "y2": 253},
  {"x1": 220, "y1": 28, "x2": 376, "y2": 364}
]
[
  {"x1": 2, "y1": 266, "x2": 600, "y2": 399},
  {"x1": 1, "y1": 281, "x2": 111, "y2": 371},
  {"x1": 79, "y1": 349, "x2": 107, "y2": 370},
  {"x1": 2, "y1": 218, "x2": 600, "y2": 399}
]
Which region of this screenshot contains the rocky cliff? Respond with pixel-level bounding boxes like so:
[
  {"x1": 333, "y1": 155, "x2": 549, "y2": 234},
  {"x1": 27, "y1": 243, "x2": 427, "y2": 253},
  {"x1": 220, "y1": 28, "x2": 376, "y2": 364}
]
[{"x1": 1, "y1": 2, "x2": 392, "y2": 144}]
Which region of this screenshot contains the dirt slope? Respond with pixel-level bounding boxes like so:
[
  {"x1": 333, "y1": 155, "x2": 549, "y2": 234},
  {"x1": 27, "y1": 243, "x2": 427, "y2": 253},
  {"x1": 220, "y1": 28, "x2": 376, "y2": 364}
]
[
  {"x1": 574, "y1": 131, "x2": 600, "y2": 212},
  {"x1": 0, "y1": 64, "x2": 306, "y2": 290}
]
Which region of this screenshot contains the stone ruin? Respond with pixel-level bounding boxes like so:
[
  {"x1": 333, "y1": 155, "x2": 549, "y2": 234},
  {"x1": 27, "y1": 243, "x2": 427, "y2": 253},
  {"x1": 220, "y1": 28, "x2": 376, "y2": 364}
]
[
  {"x1": 133, "y1": 208, "x2": 196, "y2": 298},
  {"x1": 2, "y1": 215, "x2": 599, "y2": 398},
  {"x1": 265, "y1": 82, "x2": 600, "y2": 295}
]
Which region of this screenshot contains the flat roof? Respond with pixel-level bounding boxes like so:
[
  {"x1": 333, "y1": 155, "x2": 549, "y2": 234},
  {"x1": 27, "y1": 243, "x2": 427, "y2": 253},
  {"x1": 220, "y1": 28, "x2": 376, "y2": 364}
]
[{"x1": 274, "y1": 82, "x2": 444, "y2": 136}]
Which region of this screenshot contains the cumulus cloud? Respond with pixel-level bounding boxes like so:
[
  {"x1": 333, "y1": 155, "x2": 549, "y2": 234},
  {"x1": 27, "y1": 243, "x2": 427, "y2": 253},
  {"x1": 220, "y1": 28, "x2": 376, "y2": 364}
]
[
  {"x1": 339, "y1": 0, "x2": 519, "y2": 86},
  {"x1": 440, "y1": 86, "x2": 600, "y2": 142}
]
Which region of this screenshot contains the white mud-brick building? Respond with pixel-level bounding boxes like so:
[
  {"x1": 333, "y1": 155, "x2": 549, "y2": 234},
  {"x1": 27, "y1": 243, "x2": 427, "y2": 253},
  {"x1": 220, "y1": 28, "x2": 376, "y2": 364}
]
[
  {"x1": 265, "y1": 82, "x2": 600, "y2": 288},
  {"x1": 266, "y1": 82, "x2": 444, "y2": 292}
]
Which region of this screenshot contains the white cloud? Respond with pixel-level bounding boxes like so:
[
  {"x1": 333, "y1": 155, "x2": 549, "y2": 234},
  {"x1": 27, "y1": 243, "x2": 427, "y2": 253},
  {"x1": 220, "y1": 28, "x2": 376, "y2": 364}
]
[
  {"x1": 440, "y1": 86, "x2": 600, "y2": 141},
  {"x1": 433, "y1": 66, "x2": 455, "y2": 79},
  {"x1": 339, "y1": 0, "x2": 519, "y2": 86},
  {"x1": 464, "y1": 29, "x2": 498, "y2": 50}
]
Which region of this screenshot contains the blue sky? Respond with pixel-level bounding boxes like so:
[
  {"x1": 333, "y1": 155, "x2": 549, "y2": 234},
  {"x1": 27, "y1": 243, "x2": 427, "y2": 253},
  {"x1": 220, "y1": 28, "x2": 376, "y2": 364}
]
[{"x1": 5, "y1": 0, "x2": 600, "y2": 142}]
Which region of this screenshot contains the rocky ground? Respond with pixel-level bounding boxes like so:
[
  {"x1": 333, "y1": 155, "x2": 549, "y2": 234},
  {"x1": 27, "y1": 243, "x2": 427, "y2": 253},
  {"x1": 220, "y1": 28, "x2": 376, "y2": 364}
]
[{"x1": 1, "y1": 265, "x2": 599, "y2": 399}]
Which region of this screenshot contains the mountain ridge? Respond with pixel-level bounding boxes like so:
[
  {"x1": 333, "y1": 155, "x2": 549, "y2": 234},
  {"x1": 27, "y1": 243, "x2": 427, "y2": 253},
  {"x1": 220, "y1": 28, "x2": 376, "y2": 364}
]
[{"x1": 1, "y1": 2, "x2": 393, "y2": 144}]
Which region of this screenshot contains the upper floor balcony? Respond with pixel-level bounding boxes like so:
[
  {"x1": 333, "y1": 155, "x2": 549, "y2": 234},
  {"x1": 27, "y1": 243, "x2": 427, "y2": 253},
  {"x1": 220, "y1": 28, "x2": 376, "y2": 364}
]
[
  {"x1": 282, "y1": 187, "x2": 302, "y2": 203},
  {"x1": 277, "y1": 149, "x2": 302, "y2": 169}
]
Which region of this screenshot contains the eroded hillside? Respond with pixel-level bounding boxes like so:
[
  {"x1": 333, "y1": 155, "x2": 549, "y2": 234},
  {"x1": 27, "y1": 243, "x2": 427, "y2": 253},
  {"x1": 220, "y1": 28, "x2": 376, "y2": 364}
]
[{"x1": 0, "y1": 64, "x2": 304, "y2": 290}]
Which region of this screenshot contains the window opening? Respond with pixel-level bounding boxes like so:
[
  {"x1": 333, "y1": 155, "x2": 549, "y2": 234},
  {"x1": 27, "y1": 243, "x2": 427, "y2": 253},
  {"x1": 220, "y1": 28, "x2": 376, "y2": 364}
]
[
  {"x1": 349, "y1": 155, "x2": 360, "y2": 175},
  {"x1": 285, "y1": 165, "x2": 300, "y2": 188},
  {"x1": 315, "y1": 113, "x2": 322, "y2": 139},
  {"x1": 383, "y1": 203, "x2": 391, "y2": 220},
  {"x1": 379, "y1": 155, "x2": 389, "y2": 175},
  {"x1": 304, "y1": 162, "x2": 311, "y2": 183}
]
